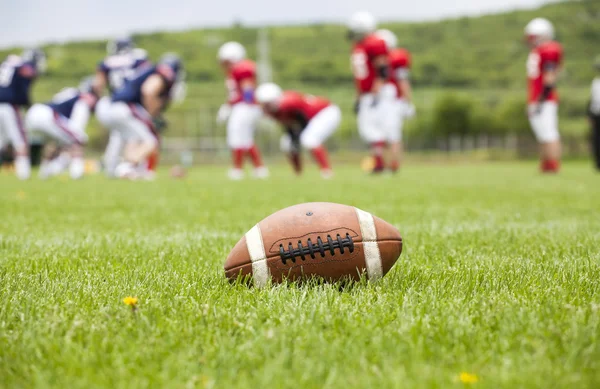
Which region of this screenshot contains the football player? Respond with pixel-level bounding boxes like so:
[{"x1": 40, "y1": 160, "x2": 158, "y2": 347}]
[
  {"x1": 255, "y1": 83, "x2": 340, "y2": 178},
  {"x1": 93, "y1": 36, "x2": 151, "y2": 177},
  {"x1": 375, "y1": 29, "x2": 414, "y2": 172},
  {"x1": 217, "y1": 41, "x2": 268, "y2": 180},
  {"x1": 524, "y1": 18, "x2": 563, "y2": 173},
  {"x1": 0, "y1": 48, "x2": 46, "y2": 179},
  {"x1": 588, "y1": 56, "x2": 600, "y2": 171},
  {"x1": 109, "y1": 53, "x2": 185, "y2": 180},
  {"x1": 25, "y1": 77, "x2": 98, "y2": 179},
  {"x1": 347, "y1": 11, "x2": 392, "y2": 173}
]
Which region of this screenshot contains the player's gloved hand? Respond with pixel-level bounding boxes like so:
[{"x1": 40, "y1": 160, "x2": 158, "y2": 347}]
[
  {"x1": 528, "y1": 103, "x2": 543, "y2": 117},
  {"x1": 153, "y1": 116, "x2": 168, "y2": 133},
  {"x1": 370, "y1": 96, "x2": 379, "y2": 108},
  {"x1": 404, "y1": 103, "x2": 416, "y2": 119},
  {"x1": 216, "y1": 104, "x2": 232, "y2": 124}
]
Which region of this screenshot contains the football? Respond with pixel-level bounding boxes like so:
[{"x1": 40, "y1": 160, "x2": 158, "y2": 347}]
[{"x1": 224, "y1": 202, "x2": 403, "y2": 286}]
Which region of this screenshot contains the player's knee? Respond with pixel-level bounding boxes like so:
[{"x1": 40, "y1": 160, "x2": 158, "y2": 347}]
[{"x1": 300, "y1": 134, "x2": 320, "y2": 150}]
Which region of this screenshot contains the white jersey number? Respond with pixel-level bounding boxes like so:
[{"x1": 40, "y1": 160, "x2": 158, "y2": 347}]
[
  {"x1": 0, "y1": 64, "x2": 15, "y2": 87},
  {"x1": 526, "y1": 53, "x2": 541, "y2": 79},
  {"x1": 351, "y1": 52, "x2": 368, "y2": 80},
  {"x1": 109, "y1": 68, "x2": 136, "y2": 90}
]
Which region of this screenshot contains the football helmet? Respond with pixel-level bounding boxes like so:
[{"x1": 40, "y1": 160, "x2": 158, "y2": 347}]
[{"x1": 218, "y1": 42, "x2": 246, "y2": 64}]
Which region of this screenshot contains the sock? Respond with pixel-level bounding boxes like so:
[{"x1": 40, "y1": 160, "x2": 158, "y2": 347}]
[
  {"x1": 372, "y1": 142, "x2": 386, "y2": 171},
  {"x1": 232, "y1": 149, "x2": 244, "y2": 169},
  {"x1": 247, "y1": 145, "x2": 264, "y2": 168},
  {"x1": 15, "y1": 155, "x2": 30, "y2": 180},
  {"x1": 69, "y1": 157, "x2": 85, "y2": 179},
  {"x1": 541, "y1": 159, "x2": 560, "y2": 173},
  {"x1": 311, "y1": 146, "x2": 331, "y2": 171},
  {"x1": 147, "y1": 152, "x2": 159, "y2": 172}
]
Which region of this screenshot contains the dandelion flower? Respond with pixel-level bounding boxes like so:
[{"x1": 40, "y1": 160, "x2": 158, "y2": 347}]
[
  {"x1": 123, "y1": 296, "x2": 138, "y2": 307},
  {"x1": 459, "y1": 372, "x2": 479, "y2": 384}
]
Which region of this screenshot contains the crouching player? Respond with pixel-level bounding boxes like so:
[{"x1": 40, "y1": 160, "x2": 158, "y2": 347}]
[
  {"x1": 109, "y1": 53, "x2": 185, "y2": 180},
  {"x1": 25, "y1": 78, "x2": 97, "y2": 179},
  {"x1": 255, "y1": 83, "x2": 340, "y2": 178},
  {"x1": 94, "y1": 37, "x2": 150, "y2": 176}
]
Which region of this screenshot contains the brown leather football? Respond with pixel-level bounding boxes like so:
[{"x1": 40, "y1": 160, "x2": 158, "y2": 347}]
[{"x1": 224, "y1": 202, "x2": 402, "y2": 286}]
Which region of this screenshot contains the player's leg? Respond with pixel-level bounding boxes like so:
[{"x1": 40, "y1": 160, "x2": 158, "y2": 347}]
[
  {"x1": 280, "y1": 133, "x2": 302, "y2": 174},
  {"x1": 386, "y1": 99, "x2": 404, "y2": 173},
  {"x1": 358, "y1": 94, "x2": 386, "y2": 173},
  {"x1": 0, "y1": 104, "x2": 30, "y2": 179},
  {"x1": 122, "y1": 104, "x2": 159, "y2": 179},
  {"x1": 530, "y1": 102, "x2": 560, "y2": 173},
  {"x1": 300, "y1": 105, "x2": 341, "y2": 178},
  {"x1": 97, "y1": 97, "x2": 123, "y2": 177},
  {"x1": 226, "y1": 104, "x2": 247, "y2": 180},
  {"x1": 66, "y1": 101, "x2": 92, "y2": 179}
]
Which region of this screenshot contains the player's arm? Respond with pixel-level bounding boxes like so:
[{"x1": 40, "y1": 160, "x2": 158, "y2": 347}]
[
  {"x1": 372, "y1": 54, "x2": 389, "y2": 94},
  {"x1": 240, "y1": 78, "x2": 256, "y2": 103},
  {"x1": 397, "y1": 66, "x2": 412, "y2": 103},
  {"x1": 286, "y1": 127, "x2": 302, "y2": 174},
  {"x1": 93, "y1": 70, "x2": 107, "y2": 96},
  {"x1": 141, "y1": 74, "x2": 168, "y2": 118},
  {"x1": 18, "y1": 65, "x2": 37, "y2": 107},
  {"x1": 538, "y1": 60, "x2": 561, "y2": 104}
]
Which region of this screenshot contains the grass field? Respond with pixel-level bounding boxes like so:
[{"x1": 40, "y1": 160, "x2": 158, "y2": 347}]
[{"x1": 1, "y1": 162, "x2": 599, "y2": 389}]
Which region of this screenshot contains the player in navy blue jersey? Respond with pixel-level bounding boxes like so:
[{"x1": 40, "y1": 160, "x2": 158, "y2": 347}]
[
  {"x1": 109, "y1": 53, "x2": 186, "y2": 180},
  {"x1": 93, "y1": 36, "x2": 150, "y2": 177},
  {"x1": 0, "y1": 48, "x2": 46, "y2": 179},
  {"x1": 25, "y1": 78, "x2": 98, "y2": 179}
]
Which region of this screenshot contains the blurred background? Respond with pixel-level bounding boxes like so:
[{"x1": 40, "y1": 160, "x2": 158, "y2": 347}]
[{"x1": 1, "y1": 0, "x2": 598, "y2": 164}]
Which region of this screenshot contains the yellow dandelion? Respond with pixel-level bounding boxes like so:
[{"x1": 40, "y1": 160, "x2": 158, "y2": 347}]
[
  {"x1": 459, "y1": 372, "x2": 479, "y2": 384},
  {"x1": 16, "y1": 190, "x2": 26, "y2": 200},
  {"x1": 123, "y1": 296, "x2": 138, "y2": 307}
]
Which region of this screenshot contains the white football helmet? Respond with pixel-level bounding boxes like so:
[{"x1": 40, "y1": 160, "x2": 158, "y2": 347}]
[
  {"x1": 348, "y1": 11, "x2": 377, "y2": 35},
  {"x1": 218, "y1": 42, "x2": 246, "y2": 63},
  {"x1": 375, "y1": 29, "x2": 397, "y2": 49},
  {"x1": 525, "y1": 18, "x2": 554, "y2": 42},
  {"x1": 255, "y1": 83, "x2": 283, "y2": 104}
]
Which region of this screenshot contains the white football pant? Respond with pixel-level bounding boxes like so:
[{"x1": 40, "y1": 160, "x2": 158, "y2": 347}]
[
  {"x1": 528, "y1": 101, "x2": 559, "y2": 143},
  {"x1": 280, "y1": 105, "x2": 341, "y2": 151},
  {"x1": 357, "y1": 84, "x2": 397, "y2": 144},
  {"x1": 0, "y1": 103, "x2": 27, "y2": 150},
  {"x1": 108, "y1": 102, "x2": 158, "y2": 145},
  {"x1": 25, "y1": 103, "x2": 89, "y2": 146},
  {"x1": 226, "y1": 103, "x2": 262, "y2": 149}
]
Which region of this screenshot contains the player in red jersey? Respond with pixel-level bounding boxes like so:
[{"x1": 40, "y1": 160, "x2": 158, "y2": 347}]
[
  {"x1": 347, "y1": 11, "x2": 392, "y2": 173},
  {"x1": 376, "y1": 29, "x2": 415, "y2": 173},
  {"x1": 524, "y1": 18, "x2": 563, "y2": 173},
  {"x1": 217, "y1": 41, "x2": 268, "y2": 180},
  {"x1": 255, "y1": 83, "x2": 340, "y2": 179}
]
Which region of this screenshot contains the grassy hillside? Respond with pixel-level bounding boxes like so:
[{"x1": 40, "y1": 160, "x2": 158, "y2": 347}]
[
  {"x1": 2, "y1": 0, "x2": 599, "y2": 88},
  {"x1": 1, "y1": 0, "x2": 598, "y2": 142}
]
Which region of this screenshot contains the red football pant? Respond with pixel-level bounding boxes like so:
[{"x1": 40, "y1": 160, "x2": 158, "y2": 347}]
[
  {"x1": 246, "y1": 145, "x2": 264, "y2": 168},
  {"x1": 372, "y1": 141, "x2": 386, "y2": 170},
  {"x1": 147, "y1": 151, "x2": 159, "y2": 171},
  {"x1": 232, "y1": 149, "x2": 244, "y2": 169},
  {"x1": 540, "y1": 159, "x2": 560, "y2": 173},
  {"x1": 310, "y1": 146, "x2": 331, "y2": 170}
]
